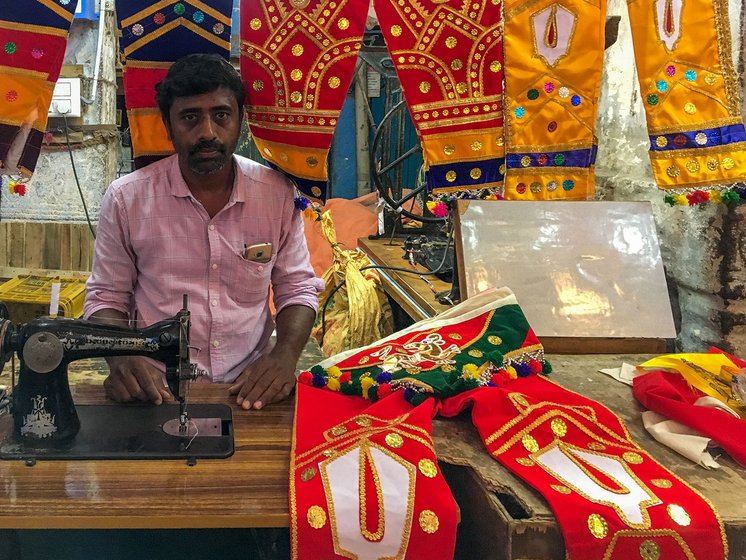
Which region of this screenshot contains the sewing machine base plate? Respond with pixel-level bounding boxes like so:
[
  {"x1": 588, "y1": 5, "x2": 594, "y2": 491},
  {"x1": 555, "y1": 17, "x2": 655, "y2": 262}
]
[{"x1": 0, "y1": 404, "x2": 234, "y2": 460}]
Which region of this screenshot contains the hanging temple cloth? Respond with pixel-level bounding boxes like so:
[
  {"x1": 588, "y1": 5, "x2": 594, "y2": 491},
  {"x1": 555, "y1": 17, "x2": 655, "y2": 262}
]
[
  {"x1": 0, "y1": 0, "x2": 76, "y2": 177},
  {"x1": 115, "y1": 0, "x2": 233, "y2": 170},
  {"x1": 375, "y1": 0, "x2": 506, "y2": 202},
  {"x1": 502, "y1": 0, "x2": 606, "y2": 200},
  {"x1": 239, "y1": 0, "x2": 369, "y2": 204},
  {"x1": 628, "y1": 0, "x2": 746, "y2": 204},
  {"x1": 291, "y1": 288, "x2": 727, "y2": 559}
]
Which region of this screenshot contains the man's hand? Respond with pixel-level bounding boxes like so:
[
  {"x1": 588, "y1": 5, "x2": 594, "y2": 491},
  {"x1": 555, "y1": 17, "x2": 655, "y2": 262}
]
[
  {"x1": 228, "y1": 349, "x2": 297, "y2": 410},
  {"x1": 103, "y1": 356, "x2": 174, "y2": 405}
]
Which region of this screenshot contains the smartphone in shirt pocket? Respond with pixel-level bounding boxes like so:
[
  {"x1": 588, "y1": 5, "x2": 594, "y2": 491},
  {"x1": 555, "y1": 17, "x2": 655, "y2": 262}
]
[{"x1": 243, "y1": 242, "x2": 273, "y2": 263}]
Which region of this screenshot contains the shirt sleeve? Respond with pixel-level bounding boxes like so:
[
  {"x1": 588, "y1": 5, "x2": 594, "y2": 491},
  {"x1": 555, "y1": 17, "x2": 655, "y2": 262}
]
[
  {"x1": 271, "y1": 189, "x2": 325, "y2": 316},
  {"x1": 84, "y1": 185, "x2": 138, "y2": 318}
]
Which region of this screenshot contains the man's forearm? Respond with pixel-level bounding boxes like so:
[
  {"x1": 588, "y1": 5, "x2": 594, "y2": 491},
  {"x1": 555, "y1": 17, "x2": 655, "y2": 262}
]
[
  {"x1": 272, "y1": 304, "x2": 317, "y2": 363},
  {"x1": 88, "y1": 308, "x2": 130, "y2": 327}
]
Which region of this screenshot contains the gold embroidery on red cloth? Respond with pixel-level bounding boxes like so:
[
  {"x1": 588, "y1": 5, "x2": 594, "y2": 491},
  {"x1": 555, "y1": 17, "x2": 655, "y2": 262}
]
[
  {"x1": 359, "y1": 443, "x2": 385, "y2": 541},
  {"x1": 418, "y1": 458, "x2": 438, "y2": 478},
  {"x1": 551, "y1": 484, "x2": 572, "y2": 494},
  {"x1": 640, "y1": 539, "x2": 661, "y2": 560},
  {"x1": 650, "y1": 478, "x2": 672, "y2": 489},
  {"x1": 587, "y1": 513, "x2": 609, "y2": 539},
  {"x1": 601, "y1": 529, "x2": 697, "y2": 560},
  {"x1": 300, "y1": 466, "x2": 317, "y2": 481},
  {"x1": 307, "y1": 505, "x2": 327, "y2": 528},
  {"x1": 419, "y1": 510, "x2": 440, "y2": 534},
  {"x1": 667, "y1": 504, "x2": 691, "y2": 526}
]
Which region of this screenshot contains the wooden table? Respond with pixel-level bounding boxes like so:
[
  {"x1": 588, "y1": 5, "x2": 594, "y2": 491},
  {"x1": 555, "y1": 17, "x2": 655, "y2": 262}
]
[
  {"x1": 0, "y1": 383, "x2": 294, "y2": 529},
  {"x1": 357, "y1": 237, "x2": 452, "y2": 322},
  {"x1": 0, "y1": 356, "x2": 743, "y2": 557}
]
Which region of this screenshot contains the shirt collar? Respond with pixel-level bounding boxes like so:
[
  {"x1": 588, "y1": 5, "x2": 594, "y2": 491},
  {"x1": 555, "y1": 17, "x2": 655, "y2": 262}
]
[{"x1": 168, "y1": 154, "x2": 245, "y2": 203}]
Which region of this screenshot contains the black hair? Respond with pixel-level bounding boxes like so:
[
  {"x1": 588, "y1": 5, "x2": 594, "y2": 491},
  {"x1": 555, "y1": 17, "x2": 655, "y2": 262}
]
[{"x1": 155, "y1": 53, "x2": 245, "y2": 124}]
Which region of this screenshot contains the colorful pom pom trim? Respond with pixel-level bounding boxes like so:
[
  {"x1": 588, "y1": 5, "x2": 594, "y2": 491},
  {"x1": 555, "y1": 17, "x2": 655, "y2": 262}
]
[{"x1": 300, "y1": 349, "x2": 552, "y2": 405}]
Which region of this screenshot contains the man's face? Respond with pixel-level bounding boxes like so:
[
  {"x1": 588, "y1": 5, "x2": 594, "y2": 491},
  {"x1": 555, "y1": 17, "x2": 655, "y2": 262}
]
[{"x1": 165, "y1": 87, "x2": 242, "y2": 177}]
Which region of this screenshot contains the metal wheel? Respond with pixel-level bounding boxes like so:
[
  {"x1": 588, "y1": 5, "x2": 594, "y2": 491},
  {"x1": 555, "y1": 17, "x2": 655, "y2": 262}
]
[{"x1": 370, "y1": 101, "x2": 444, "y2": 224}]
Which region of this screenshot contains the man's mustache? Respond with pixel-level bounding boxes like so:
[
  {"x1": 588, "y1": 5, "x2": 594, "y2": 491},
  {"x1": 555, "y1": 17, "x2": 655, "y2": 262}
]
[{"x1": 189, "y1": 141, "x2": 225, "y2": 155}]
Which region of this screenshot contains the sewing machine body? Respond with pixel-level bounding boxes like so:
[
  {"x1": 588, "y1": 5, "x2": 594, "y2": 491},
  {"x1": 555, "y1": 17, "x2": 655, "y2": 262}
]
[{"x1": 0, "y1": 299, "x2": 234, "y2": 460}]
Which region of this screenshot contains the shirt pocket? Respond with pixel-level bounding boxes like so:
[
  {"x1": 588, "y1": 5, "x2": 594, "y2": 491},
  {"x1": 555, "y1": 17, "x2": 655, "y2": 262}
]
[{"x1": 229, "y1": 254, "x2": 274, "y2": 303}]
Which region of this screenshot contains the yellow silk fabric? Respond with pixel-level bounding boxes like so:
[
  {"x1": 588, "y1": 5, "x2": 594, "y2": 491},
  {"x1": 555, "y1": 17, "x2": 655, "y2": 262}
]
[
  {"x1": 503, "y1": 0, "x2": 606, "y2": 200},
  {"x1": 628, "y1": 0, "x2": 746, "y2": 191},
  {"x1": 639, "y1": 353, "x2": 746, "y2": 418}
]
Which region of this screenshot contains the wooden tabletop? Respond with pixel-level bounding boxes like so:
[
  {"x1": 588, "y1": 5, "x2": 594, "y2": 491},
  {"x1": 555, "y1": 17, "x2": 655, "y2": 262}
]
[
  {"x1": 0, "y1": 383, "x2": 294, "y2": 529},
  {"x1": 357, "y1": 237, "x2": 452, "y2": 321}
]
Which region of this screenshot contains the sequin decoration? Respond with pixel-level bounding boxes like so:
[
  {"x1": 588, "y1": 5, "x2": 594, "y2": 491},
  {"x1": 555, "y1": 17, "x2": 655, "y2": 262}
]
[
  {"x1": 31, "y1": 48, "x2": 44, "y2": 59},
  {"x1": 587, "y1": 442, "x2": 606, "y2": 451},
  {"x1": 449, "y1": 333, "x2": 462, "y2": 340},
  {"x1": 695, "y1": 132, "x2": 708, "y2": 145},
  {"x1": 686, "y1": 160, "x2": 700, "y2": 173},
  {"x1": 522, "y1": 434, "x2": 539, "y2": 453},
  {"x1": 544, "y1": 81, "x2": 555, "y2": 93},
  {"x1": 667, "y1": 166, "x2": 680, "y2": 178},
  {"x1": 684, "y1": 102, "x2": 697, "y2": 114},
  {"x1": 330, "y1": 425, "x2": 347, "y2": 436},
  {"x1": 622, "y1": 451, "x2": 643, "y2": 464},
  {"x1": 300, "y1": 467, "x2": 317, "y2": 481},
  {"x1": 419, "y1": 510, "x2": 439, "y2": 533},
  {"x1": 667, "y1": 504, "x2": 691, "y2": 526},
  {"x1": 514, "y1": 107, "x2": 525, "y2": 118},
  {"x1": 307, "y1": 505, "x2": 327, "y2": 529},
  {"x1": 290, "y1": 69, "x2": 303, "y2": 81},
  {"x1": 656, "y1": 80, "x2": 668, "y2": 92},
  {"x1": 290, "y1": 91, "x2": 302, "y2": 103},
  {"x1": 650, "y1": 478, "x2": 672, "y2": 488},
  {"x1": 558, "y1": 86, "x2": 570, "y2": 98},
  {"x1": 445, "y1": 170, "x2": 457, "y2": 182},
  {"x1": 173, "y1": 3, "x2": 185, "y2": 15},
  {"x1": 551, "y1": 484, "x2": 571, "y2": 494},
  {"x1": 306, "y1": 156, "x2": 319, "y2": 168},
  {"x1": 655, "y1": 136, "x2": 668, "y2": 148},
  {"x1": 470, "y1": 168, "x2": 482, "y2": 179},
  {"x1": 706, "y1": 158, "x2": 719, "y2": 170},
  {"x1": 547, "y1": 121, "x2": 557, "y2": 132},
  {"x1": 213, "y1": 23, "x2": 225, "y2": 35},
  {"x1": 471, "y1": 140, "x2": 482, "y2": 151},
  {"x1": 391, "y1": 25, "x2": 402, "y2": 37},
  {"x1": 527, "y1": 89, "x2": 540, "y2": 100},
  {"x1": 250, "y1": 18, "x2": 262, "y2": 30},
  {"x1": 468, "y1": 349, "x2": 484, "y2": 358},
  {"x1": 385, "y1": 433, "x2": 404, "y2": 448},
  {"x1": 443, "y1": 145, "x2": 455, "y2": 155},
  {"x1": 530, "y1": 182, "x2": 542, "y2": 193},
  {"x1": 59, "y1": 0, "x2": 71, "y2": 4},
  {"x1": 547, "y1": 181, "x2": 558, "y2": 191},
  {"x1": 253, "y1": 80, "x2": 264, "y2": 91},
  {"x1": 551, "y1": 418, "x2": 567, "y2": 437},
  {"x1": 520, "y1": 156, "x2": 531, "y2": 167},
  {"x1": 570, "y1": 95, "x2": 581, "y2": 106},
  {"x1": 420, "y1": 81, "x2": 431, "y2": 93},
  {"x1": 6, "y1": 90, "x2": 18, "y2": 103},
  {"x1": 418, "y1": 458, "x2": 438, "y2": 478},
  {"x1": 640, "y1": 540, "x2": 661, "y2": 560},
  {"x1": 587, "y1": 514, "x2": 608, "y2": 539},
  {"x1": 488, "y1": 335, "x2": 502, "y2": 345},
  {"x1": 445, "y1": 36, "x2": 457, "y2": 48},
  {"x1": 666, "y1": 65, "x2": 676, "y2": 76},
  {"x1": 311, "y1": 186, "x2": 322, "y2": 197},
  {"x1": 193, "y1": 11, "x2": 205, "y2": 23},
  {"x1": 4, "y1": 42, "x2": 17, "y2": 54},
  {"x1": 490, "y1": 60, "x2": 501, "y2": 72},
  {"x1": 358, "y1": 355, "x2": 370, "y2": 364},
  {"x1": 722, "y1": 157, "x2": 735, "y2": 170},
  {"x1": 685, "y1": 69, "x2": 697, "y2": 81},
  {"x1": 562, "y1": 180, "x2": 574, "y2": 191},
  {"x1": 704, "y1": 74, "x2": 718, "y2": 85},
  {"x1": 292, "y1": 44, "x2": 304, "y2": 56},
  {"x1": 154, "y1": 12, "x2": 166, "y2": 25},
  {"x1": 515, "y1": 457, "x2": 534, "y2": 467},
  {"x1": 338, "y1": 17, "x2": 350, "y2": 30},
  {"x1": 516, "y1": 183, "x2": 527, "y2": 194},
  {"x1": 554, "y1": 154, "x2": 566, "y2": 165},
  {"x1": 355, "y1": 416, "x2": 372, "y2": 427},
  {"x1": 647, "y1": 94, "x2": 659, "y2": 105},
  {"x1": 513, "y1": 394, "x2": 529, "y2": 407}
]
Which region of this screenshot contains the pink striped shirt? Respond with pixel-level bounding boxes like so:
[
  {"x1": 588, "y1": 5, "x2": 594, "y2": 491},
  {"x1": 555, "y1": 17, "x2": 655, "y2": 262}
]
[{"x1": 85, "y1": 154, "x2": 324, "y2": 383}]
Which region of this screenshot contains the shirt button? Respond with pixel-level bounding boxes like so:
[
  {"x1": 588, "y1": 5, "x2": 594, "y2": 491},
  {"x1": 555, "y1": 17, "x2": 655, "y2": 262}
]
[
  {"x1": 209, "y1": 225, "x2": 215, "y2": 231},
  {"x1": 211, "y1": 263, "x2": 218, "y2": 270},
  {"x1": 213, "y1": 340, "x2": 220, "y2": 348},
  {"x1": 211, "y1": 299, "x2": 218, "y2": 307}
]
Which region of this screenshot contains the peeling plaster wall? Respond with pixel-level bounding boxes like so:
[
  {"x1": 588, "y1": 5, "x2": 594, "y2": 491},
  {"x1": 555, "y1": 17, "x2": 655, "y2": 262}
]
[
  {"x1": 597, "y1": 0, "x2": 745, "y2": 354},
  {"x1": 0, "y1": 10, "x2": 118, "y2": 224}
]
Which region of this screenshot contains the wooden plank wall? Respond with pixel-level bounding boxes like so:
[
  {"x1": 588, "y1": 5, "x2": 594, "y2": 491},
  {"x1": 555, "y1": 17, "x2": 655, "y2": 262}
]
[{"x1": 0, "y1": 222, "x2": 94, "y2": 272}]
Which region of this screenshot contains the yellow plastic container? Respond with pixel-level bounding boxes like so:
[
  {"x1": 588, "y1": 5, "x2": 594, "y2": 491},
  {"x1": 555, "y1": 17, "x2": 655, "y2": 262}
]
[{"x1": 0, "y1": 275, "x2": 87, "y2": 323}]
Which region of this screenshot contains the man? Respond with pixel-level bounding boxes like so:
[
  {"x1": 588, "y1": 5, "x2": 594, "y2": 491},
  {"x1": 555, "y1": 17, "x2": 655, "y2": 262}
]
[{"x1": 85, "y1": 53, "x2": 323, "y2": 410}]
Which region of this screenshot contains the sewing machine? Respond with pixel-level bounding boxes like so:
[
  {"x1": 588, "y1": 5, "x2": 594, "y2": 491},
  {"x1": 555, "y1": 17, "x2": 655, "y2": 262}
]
[{"x1": 0, "y1": 296, "x2": 234, "y2": 461}]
